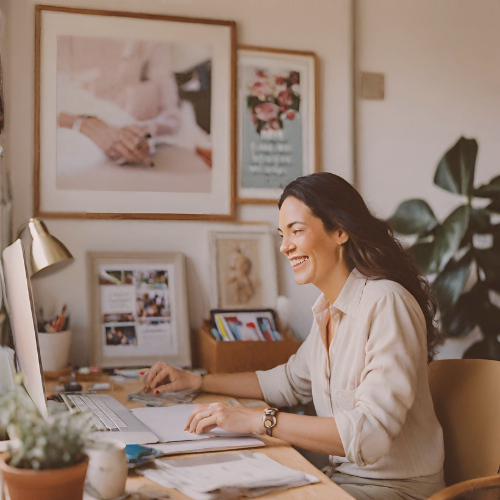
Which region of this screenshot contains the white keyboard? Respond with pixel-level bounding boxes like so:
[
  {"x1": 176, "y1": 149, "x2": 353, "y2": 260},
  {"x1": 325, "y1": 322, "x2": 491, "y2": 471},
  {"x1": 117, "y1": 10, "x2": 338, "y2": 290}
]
[{"x1": 68, "y1": 394, "x2": 128, "y2": 431}]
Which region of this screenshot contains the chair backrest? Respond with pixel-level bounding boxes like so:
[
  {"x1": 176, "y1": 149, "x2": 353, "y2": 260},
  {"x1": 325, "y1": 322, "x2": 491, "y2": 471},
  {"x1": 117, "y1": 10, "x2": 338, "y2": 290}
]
[{"x1": 428, "y1": 359, "x2": 500, "y2": 487}]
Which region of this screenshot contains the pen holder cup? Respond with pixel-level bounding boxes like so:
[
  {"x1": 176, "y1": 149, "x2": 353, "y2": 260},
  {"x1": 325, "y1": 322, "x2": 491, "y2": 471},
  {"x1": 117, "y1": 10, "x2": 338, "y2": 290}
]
[{"x1": 37, "y1": 330, "x2": 72, "y2": 372}]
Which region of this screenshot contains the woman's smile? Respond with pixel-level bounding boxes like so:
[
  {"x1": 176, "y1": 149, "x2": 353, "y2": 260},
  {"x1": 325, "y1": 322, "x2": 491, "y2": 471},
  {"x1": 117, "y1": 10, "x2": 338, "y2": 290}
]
[{"x1": 290, "y1": 255, "x2": 309, "y2": 269}]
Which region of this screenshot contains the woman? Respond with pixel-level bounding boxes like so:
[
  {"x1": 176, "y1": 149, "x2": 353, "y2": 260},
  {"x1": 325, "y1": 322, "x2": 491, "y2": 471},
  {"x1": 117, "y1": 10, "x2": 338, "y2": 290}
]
[{"x1": 144, "y1": 173, "x2": 445, "y2": 500}]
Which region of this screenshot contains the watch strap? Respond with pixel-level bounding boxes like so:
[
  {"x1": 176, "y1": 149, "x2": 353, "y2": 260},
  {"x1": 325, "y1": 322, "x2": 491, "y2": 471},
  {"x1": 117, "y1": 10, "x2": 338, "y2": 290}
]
[{"x1": 263, "y1": 407, "x2": 278, "y2": 437}]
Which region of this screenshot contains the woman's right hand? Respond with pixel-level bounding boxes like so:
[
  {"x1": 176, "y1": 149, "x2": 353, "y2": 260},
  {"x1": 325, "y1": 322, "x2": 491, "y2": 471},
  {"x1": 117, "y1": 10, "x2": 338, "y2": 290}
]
[
  {"x1": 143, "y1": 362, "x2": 202, "y2": 394},
  {"x1": 79, "y1": 117, "x2": 148, "y2": 164}
]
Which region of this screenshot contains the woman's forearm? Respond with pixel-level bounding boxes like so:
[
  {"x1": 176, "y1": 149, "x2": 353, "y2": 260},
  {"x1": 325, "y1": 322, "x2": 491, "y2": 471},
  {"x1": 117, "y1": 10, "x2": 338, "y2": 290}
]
[
  {"x1": 58, "y1": 112, "x2": 78, "y2": 129},
  {"x1": 200, "y1": 372, "x2": 264, "y2": 400},
  {"x1": 271, "y1": 413, "x2": 345, "y2": 456}
]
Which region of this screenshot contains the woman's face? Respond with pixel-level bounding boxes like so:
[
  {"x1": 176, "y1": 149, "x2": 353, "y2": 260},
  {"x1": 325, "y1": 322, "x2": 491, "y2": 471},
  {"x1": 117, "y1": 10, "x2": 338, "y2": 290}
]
[{"x1": 278, "y1": 196, "x2": 348, "y2": 288}]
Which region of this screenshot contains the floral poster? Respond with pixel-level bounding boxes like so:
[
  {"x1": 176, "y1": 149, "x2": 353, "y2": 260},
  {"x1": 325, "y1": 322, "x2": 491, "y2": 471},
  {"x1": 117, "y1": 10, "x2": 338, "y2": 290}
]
[{"x1": 238, "y1": 47, "x2": 317, "y2": 202}]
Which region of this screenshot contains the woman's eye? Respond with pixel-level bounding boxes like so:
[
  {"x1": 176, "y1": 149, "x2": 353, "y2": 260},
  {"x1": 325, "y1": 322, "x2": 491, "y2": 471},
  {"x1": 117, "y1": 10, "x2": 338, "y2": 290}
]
[{"x1": 293, "y1": 230, "x2": 303, "y2": 235}]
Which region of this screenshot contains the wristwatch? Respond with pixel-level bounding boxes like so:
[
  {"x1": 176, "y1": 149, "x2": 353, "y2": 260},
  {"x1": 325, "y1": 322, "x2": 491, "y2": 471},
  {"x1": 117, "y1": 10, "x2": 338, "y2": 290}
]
[{"x1": 262, "y1": 407, "x2": 279, "y2": 436}]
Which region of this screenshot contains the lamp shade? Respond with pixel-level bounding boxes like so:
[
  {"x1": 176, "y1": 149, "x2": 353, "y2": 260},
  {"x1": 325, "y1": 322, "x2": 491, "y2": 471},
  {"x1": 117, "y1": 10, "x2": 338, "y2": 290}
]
[{"x1": 26, "y1": 218, "x2": 73, "y2": 277}]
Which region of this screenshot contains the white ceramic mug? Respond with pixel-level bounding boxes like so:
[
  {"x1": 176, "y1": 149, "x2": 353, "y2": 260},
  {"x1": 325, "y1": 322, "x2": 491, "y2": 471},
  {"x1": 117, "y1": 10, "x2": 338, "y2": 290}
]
[
  {"x1": 85, "y1": 439, "x2": 128, "y2": 500},
  {"x1": 37, "y1": 330, "x2": 72, "y2": 371}
]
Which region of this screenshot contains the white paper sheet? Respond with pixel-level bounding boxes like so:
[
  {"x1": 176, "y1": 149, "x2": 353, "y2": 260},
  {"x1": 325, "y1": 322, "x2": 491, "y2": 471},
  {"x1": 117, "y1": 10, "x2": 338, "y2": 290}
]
[
  {"x1": 131, "y1": 405, "x2": 254, "y2": 443},
  {"x1": 150, "y1": 437, "x2": 264, "y2": 456}
]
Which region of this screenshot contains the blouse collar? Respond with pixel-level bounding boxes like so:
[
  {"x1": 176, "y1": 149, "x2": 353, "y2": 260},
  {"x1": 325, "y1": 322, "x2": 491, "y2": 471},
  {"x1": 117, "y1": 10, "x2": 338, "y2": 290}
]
[{"x1": 312, "y1": 268, "x2": 367, "y2": 320}]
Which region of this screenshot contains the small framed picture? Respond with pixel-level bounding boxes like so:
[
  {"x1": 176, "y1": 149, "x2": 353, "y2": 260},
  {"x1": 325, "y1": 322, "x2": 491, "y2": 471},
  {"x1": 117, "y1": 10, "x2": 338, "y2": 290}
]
[
  {"x1": 35, "y1": 5, "x2": 236, "y2": 220},
  {"x1": 87, "y1": 252, "x2": 191, "y2": 368},
  {"x1": 208, "y1": 224, "x2": 279, "y2": 310},
  {"x1": 237, "y1": 45, "x2": 319, "y2": 204},
  {"x1": 211, "y1": 309, "x2": 281, "y2": 341}
]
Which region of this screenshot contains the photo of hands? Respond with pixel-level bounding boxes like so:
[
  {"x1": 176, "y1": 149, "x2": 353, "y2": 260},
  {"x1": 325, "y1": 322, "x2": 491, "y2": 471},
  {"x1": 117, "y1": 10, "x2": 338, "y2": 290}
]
[{"x1": 56, "y1": 35, "x2": 213, "y2": 194}]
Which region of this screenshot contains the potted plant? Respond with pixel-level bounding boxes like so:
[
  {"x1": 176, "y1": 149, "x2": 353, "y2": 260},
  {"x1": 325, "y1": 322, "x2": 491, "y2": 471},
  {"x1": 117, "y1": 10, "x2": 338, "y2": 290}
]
[
  {"x1": 0, "y1": 375, "x2": 92, "y2": 500},
  {"x1": 389, "y1": 136, "x2": 500, "y2": 360}
]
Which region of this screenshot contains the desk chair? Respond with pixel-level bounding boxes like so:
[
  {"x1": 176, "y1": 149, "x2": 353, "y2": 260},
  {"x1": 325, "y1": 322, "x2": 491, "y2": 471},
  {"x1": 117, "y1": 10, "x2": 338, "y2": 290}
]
[
  {"x1": 428, "y1": 474, "x2": 500, "y2": 500},
  {"x1": 428, "y1": 359, "x2": 500, "y2": 489}
]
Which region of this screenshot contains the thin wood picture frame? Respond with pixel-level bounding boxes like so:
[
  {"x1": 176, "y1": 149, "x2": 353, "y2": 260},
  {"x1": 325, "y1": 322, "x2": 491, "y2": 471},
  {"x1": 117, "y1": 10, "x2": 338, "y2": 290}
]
[
  {"x1": 237, "y1": 45, "x2": 320, "y2": 205},
  {"x1": 87, "y1": 251, "x2": 191, "y2": 368},
  {"x1": 35, "y1": 5, "x2": 237, "y2": 220}
]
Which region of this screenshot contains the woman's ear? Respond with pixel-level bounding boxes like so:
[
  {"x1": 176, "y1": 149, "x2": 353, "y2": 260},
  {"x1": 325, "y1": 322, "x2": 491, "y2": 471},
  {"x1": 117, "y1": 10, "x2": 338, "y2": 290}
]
[{"x1": 337, "y1": 228, "x2": 349, "y2": 245}]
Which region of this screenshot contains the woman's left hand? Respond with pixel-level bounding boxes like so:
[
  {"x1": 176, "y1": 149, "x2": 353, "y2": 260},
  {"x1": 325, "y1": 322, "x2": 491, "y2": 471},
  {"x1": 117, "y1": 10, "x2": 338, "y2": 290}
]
[{"x1": 185, "y1": 402, "x2": 266, "y2": 436}]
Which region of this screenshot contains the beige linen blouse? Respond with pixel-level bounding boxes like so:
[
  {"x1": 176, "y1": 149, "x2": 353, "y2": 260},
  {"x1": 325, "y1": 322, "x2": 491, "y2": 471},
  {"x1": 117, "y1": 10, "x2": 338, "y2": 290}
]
[{"x1": 256, "y1": 269, "x2": 444, "y2": 479}]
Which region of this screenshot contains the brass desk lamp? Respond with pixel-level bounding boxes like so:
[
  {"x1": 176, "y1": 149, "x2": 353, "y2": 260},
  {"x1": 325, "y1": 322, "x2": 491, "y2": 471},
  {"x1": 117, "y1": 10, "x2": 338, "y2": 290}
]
[
  {"x1": 1, "y1": 217, "x2": 73, "y2": 315},
  {"x1": 17, "y1": 217, "x2": 73, "y2": 277}
]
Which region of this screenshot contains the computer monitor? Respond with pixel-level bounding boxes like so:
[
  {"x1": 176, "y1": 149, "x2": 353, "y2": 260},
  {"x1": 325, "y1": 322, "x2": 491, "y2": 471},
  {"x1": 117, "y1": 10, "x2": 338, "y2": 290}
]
[{"x1": 2, "y1": 239, "x2": 48, "y2": 418}]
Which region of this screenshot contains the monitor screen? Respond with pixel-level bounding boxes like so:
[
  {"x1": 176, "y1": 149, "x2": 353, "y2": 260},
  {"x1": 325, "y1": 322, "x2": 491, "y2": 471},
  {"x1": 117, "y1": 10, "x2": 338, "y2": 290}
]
[{"x1": 2, "y1": 239, "x2": 47, "y2": 418}]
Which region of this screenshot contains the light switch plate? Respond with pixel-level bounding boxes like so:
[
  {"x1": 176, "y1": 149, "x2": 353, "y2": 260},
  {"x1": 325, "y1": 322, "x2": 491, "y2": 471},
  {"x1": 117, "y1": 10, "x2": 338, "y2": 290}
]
[{"x1": 361, "y1": 72, "x2": 385, "y2": 100}]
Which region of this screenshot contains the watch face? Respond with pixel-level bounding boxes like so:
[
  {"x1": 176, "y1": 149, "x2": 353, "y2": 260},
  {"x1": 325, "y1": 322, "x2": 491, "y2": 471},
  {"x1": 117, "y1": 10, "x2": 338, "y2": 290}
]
[{"x1": 264, "y1": 420, "x2": 272, "y2": 428}]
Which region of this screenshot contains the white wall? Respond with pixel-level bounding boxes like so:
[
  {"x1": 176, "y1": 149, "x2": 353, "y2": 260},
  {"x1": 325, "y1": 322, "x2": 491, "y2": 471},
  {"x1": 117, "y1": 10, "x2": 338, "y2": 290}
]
[
  {"x1": 3, "y1": 0, "x2": 353, "y2": 365},
  {"x1": 5, "y1": 0, "x2": 500, "y2": 365},
  {"x1": 356, "y1": 0, "x2": 500, "y2": 357}
]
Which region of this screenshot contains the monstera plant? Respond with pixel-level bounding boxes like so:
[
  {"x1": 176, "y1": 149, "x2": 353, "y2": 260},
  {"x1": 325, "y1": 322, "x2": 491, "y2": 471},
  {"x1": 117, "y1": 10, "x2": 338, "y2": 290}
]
[{"x1": 389, "y1": 136, "x2": 500, "y2": 360}]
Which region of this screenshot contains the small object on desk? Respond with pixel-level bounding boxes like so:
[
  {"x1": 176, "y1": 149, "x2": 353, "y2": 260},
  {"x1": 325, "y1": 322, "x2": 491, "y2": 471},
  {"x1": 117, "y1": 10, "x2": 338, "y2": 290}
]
[
  {"x1": 88, "y1": 382, "x2": 111, "y2": 391},
  {"x1": 115, "y1": 368, "x2": 149, "y2": 378},
  {"x1": 126, "y1": 444, "x2": 163, "y2": 468},
  {"x1": 64, "y1": 381, "x2": 83, "y2": 392},
  {"x1": 78, "y1": 366, "x2": 91, "y2": 375},
  {"x1": 128, "y1": 389, "x2": 199, "y2": 407}
]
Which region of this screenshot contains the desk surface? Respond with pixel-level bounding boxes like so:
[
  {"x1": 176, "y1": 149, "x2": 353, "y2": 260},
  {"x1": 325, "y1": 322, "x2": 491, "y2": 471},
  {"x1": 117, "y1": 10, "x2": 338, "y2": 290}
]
[{"x1": 45, "y1": 375, "x2": 352, "y2": 500}]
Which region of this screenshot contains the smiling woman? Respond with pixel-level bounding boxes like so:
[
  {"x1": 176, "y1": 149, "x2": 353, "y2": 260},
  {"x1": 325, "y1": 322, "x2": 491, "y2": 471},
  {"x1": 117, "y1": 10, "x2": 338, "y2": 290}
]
[{"x1": 144, "y1": 172, "x2": 446, "y2": 500}]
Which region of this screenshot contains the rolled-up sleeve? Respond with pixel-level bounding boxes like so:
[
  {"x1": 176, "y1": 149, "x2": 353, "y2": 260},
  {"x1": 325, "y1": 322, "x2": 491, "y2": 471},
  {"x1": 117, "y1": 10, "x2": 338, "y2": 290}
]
[
  {"x1": 256, "y1": 332, "x2": 314, "y2": 408},
  {"x1": 334, "y1": 291, "x2": 425, "y2": 467}
]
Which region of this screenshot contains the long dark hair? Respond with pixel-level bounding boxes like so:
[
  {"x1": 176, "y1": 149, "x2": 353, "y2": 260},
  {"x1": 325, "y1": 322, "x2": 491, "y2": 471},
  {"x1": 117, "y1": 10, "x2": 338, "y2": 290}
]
[{"x1": 278, "y1": 172, "x2": 440, "y2": 362}]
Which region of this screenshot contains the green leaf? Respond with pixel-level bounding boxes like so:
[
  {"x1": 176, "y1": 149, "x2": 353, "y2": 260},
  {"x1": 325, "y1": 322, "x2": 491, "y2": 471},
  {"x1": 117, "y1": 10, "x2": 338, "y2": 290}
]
[
  {"x1": 409, "y1": 242, "x2": 436, "y2": 274},
  {"x1": 440, "y1": 291, "x2": 477, "y2": 338},
  {"x1": 473, "y1": 175, "x2": 500, "y2": 199},
  {"x1": 431, "y1": 205, "x2": 470, "y2": 273},
  {"x1": 463, "y1": 337, "x2": 500, "y2": 360},
  {"x1": 475, "y1": 248, "x2": 500, "y2": 282},
  {"x1": 432, "y1": 250, "x2": 472, "y2": 311},
  {"x1": 486, "y1": 199, "x2": 500, "y2": 213},
  {"x1": 434, "y1": 137, "x2": 478, "y2": 195},
  {"x1": 469, "y1": 208, "x2": 491, "y2": 234},
  {"x1": 477, "y1": 300, "x2": 500, "y2": 336},
  {"x1": 388, "y1": 199, "x2": 438, "y2": 235}
]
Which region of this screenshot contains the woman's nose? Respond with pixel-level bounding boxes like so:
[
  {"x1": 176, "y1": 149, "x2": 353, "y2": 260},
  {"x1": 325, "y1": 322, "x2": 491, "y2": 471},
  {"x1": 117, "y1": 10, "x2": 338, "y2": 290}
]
[{"x1": 280, "y1": 236, "x2": 294, "y2": 254}]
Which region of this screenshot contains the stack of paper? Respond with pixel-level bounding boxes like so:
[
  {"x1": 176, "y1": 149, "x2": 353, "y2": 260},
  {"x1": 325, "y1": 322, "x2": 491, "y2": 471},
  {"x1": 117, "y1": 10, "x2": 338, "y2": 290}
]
[{"x1": 137, "y1": 452, "x2": 319, "y2": 500}]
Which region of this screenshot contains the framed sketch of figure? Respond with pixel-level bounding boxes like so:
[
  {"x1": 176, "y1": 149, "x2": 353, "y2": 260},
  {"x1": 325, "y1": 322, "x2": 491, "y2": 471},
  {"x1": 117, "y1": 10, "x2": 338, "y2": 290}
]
[{"x1": 208, "y1": 224, "x2": 278, "y2": 309}]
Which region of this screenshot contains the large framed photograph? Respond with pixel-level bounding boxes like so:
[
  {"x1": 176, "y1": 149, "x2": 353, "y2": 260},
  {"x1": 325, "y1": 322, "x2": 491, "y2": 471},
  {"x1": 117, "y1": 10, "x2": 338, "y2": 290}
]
[
  {"x1": 208, "y1": 223, "x2": 278, "y2": 309},
  {"x1": 87, "y1": 252, "x2": 191, "y2": 368},
  {"x1": 237, "y1": 46, "x2": 319, "y2": 204},
  {"x1": 35, "y1": 5, "x2": 236, "y2": 220}
]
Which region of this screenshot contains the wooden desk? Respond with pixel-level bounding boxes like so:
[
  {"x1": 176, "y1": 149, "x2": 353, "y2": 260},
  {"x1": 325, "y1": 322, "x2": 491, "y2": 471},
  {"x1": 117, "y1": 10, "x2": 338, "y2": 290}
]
[{"x1": 45, "y1": 375, "x2": 353, "y2": 500}]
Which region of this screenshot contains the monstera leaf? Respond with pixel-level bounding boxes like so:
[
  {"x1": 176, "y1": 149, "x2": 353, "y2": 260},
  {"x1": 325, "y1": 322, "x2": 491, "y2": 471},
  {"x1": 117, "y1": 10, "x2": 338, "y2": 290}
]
[
  {"x1": 430, "y1": 205, "x2": 470, "y2": 273},
  {"x1": 432, "y1": 250, "x2": 472, "y2": 311},
  {"x1": 440, "y1": 289, "x2": 478, "y2": 338},
  {"x1": 434, "y1": 137, "x2": 477, "y2": 195},
  {"x1": 474, "y1": 175, "x2": 500, "y2": 199},
  {"x1": 388, "y1": 199, "x2": 438, "y2": 235},
  {"x1": 388, "y1": 137, "x2": 500, "y2": 359}
]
